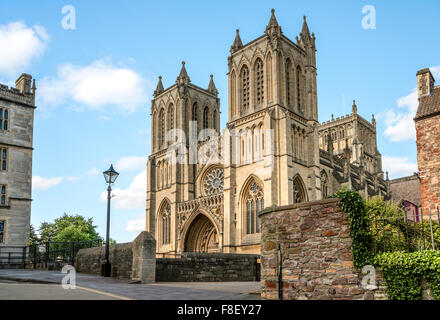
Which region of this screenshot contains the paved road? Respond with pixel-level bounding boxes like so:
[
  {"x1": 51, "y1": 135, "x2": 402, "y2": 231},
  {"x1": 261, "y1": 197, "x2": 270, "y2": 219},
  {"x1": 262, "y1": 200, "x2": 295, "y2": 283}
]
[
  {"x1": 0, "y1": 269, "x2": 261, "y2": 300},
  {"x1": 0, "y1": 279, "x2": 123, "y2": 300}
]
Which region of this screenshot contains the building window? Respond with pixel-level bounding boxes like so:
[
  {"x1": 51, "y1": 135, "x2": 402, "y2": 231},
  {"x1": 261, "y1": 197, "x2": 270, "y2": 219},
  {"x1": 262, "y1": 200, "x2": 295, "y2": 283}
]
[
  {"x1": 159, "y1": 109, "x2": 165, "y2": 148},
  {"x1": 296, "y1": 66, "x2": 302, "y2": 112},
  {"x1": 286, "y1": 59, "x2": 292, "y2": 107},
  {"x1": 293, "y1": 176, "x2": 306, "y2": 204},
  {"x1": 203, "y1": 107, "x2": 209, "y2": 129},
  {"x1": 321, "y1": 171, "x2": 329, "y2": 199},
  {"x1": 0, "y1": 108, "x2": 9, "y2": 132},
  {"x1": 0, "y1": 148, "x2": 6, "y2": 171},
  {"x1": 161, "y1": 203, "x2": 171, "y2": 245},
  {"x1": 0, "y1": 185, "x2": 6, "y2": 205},
  {"x1": 244, "y1": 181, "x2": 264, "y2": 235},
  {"x1": 255, "y1": 59, "x2": 264, "y2": 105},
  {"x1": 0, "y1": 221, "x2": 4, "y2": 243},
  {"x1": 241, "y1": 66, "x2": 250, "y2": 111}
]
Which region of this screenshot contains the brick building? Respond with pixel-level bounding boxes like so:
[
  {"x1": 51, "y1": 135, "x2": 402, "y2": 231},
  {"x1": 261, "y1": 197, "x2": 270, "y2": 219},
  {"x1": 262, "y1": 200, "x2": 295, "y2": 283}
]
[{"x1": 414, "y1": 68, "x2": 440, "y2": 213}]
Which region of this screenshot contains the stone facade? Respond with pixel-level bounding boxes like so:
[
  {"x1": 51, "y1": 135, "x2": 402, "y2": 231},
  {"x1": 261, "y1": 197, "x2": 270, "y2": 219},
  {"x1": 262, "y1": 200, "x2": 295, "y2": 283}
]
[
  {"x1": 388, "y1": 175, "x2": 421, "y2": 207},
  {"x1": 0, "y1": 74, "x2": 36, "y2": 254},
  {"x1": 259, "y1": 198, "x2": 368, "y2": 300},
  {"x1": 156, "y1": 253, "x2": 258, "y2": 282},
  {"x1": 415, "y1": 68, "x2": 440, "y2": 213},
  {"x1": 75, "y1": 242, "x2": 134, "y2": 279},
  {"x1": 146, "y1": 10, "x2": 388, "y2": 256}
]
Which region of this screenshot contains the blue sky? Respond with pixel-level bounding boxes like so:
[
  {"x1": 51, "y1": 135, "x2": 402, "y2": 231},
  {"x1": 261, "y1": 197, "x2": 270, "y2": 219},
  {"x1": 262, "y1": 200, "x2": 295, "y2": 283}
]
[{"x1": 0, "y1": 0, "x2": 438, "y2": 242}]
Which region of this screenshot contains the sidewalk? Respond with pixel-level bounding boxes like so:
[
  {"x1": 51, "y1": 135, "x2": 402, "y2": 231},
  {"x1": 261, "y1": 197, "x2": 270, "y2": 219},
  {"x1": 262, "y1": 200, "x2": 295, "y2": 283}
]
[{"x1": 0, "y1": 269, "x2": 261, "y2": 300}]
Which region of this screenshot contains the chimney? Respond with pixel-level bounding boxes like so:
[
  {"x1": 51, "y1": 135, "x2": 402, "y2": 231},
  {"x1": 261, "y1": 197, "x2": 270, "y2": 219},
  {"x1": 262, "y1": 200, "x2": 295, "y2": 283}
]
[
  {"x1": 417, "y1": 68, "x2": 435, "y2": 98},
  {"x1": 15, "y1": 73, "x2": 32, "y2": 94}
]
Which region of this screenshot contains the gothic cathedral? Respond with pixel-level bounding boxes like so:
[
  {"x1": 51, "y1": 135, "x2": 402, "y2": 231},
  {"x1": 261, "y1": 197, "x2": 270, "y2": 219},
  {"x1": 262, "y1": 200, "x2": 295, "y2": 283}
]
[{"x1": 146, "y1": 10, "x2": 388, "y2": 255}]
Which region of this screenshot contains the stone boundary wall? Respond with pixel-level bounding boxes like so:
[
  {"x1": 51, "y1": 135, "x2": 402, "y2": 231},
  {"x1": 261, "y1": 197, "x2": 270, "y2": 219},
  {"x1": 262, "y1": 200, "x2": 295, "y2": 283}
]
[
  {"x1": 75, "y1": 242, "x2": 133, "y2": 279},
  {"x1": 156, "y1": 253, "x2": 259, "y2": 282},
  {"x1": 259, "y1": 198, "x2": 370, "y2": 300}
]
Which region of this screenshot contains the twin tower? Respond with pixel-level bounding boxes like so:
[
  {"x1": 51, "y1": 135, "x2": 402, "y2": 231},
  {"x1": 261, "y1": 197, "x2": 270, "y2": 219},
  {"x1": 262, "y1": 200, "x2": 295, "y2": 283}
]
[{"x1": 146, "y1": 10, "x2": 384, "y2": 255}]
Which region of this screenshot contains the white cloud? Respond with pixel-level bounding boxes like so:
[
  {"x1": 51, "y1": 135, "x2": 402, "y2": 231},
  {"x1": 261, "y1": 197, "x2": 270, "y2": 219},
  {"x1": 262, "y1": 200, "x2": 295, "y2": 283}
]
[
  {"x1": 383, "y1": 66, "x2": 440, "y2": 143},
  {"x1": 88, "y1": 168, "x2": 99, "y2": 176},
  {"x1": 116, "y1": 156, "x2": 146, "y2": 171},
  {"x1": 101, "y1": 170, "x2": 146, "y2": 210},
  {"x1": 125, "y1": 215, "x2": 146, "y2": 233},
  {"x1": 382, "y1": 156, "x2": 418, "y2": 179},
  {"x1": 0, "y1": 21, "x2": 49, "y2": 76},
  {"x1": 38, "y1": 59, "x2": 150, "y2": 113},
  {"x1": 66, "y1": 176, "x2": 80, "y2": 182},
  {"x1": 32, "y1": 175, "x2": 63, "y2": 191}
]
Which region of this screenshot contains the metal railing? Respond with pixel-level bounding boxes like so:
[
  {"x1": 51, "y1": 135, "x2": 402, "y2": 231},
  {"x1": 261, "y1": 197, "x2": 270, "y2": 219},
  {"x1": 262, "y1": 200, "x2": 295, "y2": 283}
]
[
  {"x1": 370, "y1": 205, "x2": 440, "y2": 253},
  {"x1": 0, "y1": 246, "x2": 27, "y2": 267},
  {"x1": 29, "y1": 239, "x2": 103, "y2": 268}
]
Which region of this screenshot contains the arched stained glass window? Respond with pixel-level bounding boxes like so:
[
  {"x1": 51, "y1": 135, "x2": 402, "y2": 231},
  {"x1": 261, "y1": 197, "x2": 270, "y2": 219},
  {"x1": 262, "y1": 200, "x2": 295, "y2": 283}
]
[{"x1": 245, "y1": 181, "x2": 264, "y2": 234}]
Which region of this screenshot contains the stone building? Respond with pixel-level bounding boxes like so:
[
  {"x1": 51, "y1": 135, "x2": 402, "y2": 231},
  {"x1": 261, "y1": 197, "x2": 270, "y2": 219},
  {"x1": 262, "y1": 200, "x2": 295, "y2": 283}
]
[
  {"x1": 414, "y1": 68, "x2": 440, "y2": 213},
  {"x1": 0, "y1": 74, "x2": 36, "y2": 254},
  {"x1": 146, "y1": 10, "x2": 388, "y2": 255}
]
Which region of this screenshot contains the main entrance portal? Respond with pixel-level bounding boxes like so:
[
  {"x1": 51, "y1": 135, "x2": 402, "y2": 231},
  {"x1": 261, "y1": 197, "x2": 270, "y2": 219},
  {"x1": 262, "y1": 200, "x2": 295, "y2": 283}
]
[{"x1": 184, "y1": 214, "x2": 219, "y2": 253}]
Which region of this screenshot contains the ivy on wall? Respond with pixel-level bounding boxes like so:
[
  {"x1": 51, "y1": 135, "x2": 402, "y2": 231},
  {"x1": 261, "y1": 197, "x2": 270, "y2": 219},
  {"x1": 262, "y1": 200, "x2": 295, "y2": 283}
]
[{"x1": 335, "y1": 189, "x2": 440, "y2": 300}]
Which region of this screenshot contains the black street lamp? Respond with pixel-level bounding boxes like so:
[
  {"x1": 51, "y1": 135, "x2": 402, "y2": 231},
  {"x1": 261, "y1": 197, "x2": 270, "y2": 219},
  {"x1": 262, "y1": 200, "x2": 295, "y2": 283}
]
[{"x1": 101, "y1": 164, "x2": 119, "y2": 277}]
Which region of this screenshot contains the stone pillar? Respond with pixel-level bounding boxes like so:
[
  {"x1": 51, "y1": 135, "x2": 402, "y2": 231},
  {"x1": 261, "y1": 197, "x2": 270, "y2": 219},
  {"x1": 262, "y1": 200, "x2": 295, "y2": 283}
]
[{"x1": 131, "y1": 231, "x2": 156, "y2": 283}]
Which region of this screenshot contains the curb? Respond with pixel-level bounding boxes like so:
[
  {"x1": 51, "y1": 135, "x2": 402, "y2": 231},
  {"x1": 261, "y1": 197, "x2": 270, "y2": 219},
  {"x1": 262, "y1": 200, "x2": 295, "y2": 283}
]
[{"x1": 0, "y1": 276, "x2": 57, "y2": 285}]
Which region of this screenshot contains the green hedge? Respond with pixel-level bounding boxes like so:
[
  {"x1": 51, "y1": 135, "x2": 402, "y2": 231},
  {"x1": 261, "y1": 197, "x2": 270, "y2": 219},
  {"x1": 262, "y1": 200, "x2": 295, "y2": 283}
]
[{"x1": 336, "y1": 189, "x2": 440, "y2": 300}]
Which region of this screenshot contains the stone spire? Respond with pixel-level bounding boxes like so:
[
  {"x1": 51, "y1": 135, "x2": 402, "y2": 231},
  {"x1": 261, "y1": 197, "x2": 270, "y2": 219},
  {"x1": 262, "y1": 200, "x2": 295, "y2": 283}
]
[
  {"x1": 265, "y1": 9, "x2": 282, "y2": 37},
  {"x1": 372, "y1": 114, "x2": 376, "y2": 127},
  {"x1": 176, "y1": 61, "x2": 190, "y2": 84},
  {"x1": 300, "y1": 15, "x2": 311, "y2": 41},
  {"x1": 230, "y1": 29, "x2": 243, "y2": 54},
  {"x1": 154, "y1": 76, "x2": 164, "y2": 97},
  {"x1": 352, "y1": 100, "x2": 358, "y2": 114},
  {"x1": 207, "y1": 74, "x2": 218, "y2": 95}
]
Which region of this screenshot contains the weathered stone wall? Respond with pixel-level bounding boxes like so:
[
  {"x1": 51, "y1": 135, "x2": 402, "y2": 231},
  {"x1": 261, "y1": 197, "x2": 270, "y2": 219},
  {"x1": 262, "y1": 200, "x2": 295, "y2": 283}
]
[
  {"x1": 416, "y1": 116, "x2": 440, "y2": 212},
  {"x1": 156, "y1": 253, "x2": 259, "y2": 282},
  {"x1": 259, "y1": 198, "x2": 369, "y2": 300},
  {"x1": 389, "y1": 175, "x2": 421, "y2": 207},
  {"x1": 75, "y1": 242, "x2": 133, "y2": 279}
]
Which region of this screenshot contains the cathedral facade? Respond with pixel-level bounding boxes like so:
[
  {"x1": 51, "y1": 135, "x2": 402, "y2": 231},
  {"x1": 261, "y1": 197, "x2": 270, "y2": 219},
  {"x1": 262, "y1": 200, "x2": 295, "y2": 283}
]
[{"x1": 146, "y1": 10, "x2": 388, "y2": 255}]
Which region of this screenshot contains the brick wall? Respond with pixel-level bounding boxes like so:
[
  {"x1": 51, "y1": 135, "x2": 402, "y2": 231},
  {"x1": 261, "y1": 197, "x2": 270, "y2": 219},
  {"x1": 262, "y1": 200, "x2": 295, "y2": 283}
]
[
  {"x1": 416, "y1": 116, "x2": 440, "y2": 212},
  {"x1": 259, "y1": 198, "x2": 368, "y2": 300},
  {"x1": 389, "y1": 175, "x2": 421, "y2": 206},
  {"x1": 156, "y1": 253, "x2": 259, "y2": 282}
]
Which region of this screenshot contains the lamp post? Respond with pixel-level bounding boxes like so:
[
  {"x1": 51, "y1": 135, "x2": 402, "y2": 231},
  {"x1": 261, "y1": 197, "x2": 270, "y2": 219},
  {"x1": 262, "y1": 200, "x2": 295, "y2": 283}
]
[{"x1": 101, "y1": 164, "x2": 119, "y2": 277}]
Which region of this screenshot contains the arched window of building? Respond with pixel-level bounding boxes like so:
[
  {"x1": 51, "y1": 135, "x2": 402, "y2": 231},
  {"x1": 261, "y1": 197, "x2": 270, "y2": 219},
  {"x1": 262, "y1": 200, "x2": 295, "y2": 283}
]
[
  {"x1": 266, "y1": 53, "x2": 272, "y2": 102},
  {"x1": 231, "y1": 70, "x2": 236, "y2": 116},
  {"x1": 160, "y1": 202, "x2": 171, "y2": 245},
  {"x1": 286, "y1": 59, "x2": 293, "y2": 107},
  {"x1": 168, "y1": 104, "x2": 174, "y2": 131},
  {"x1": 296, "y1": 66, "x2": 302, "y2": 112},
  {"x1": 321, "y1": 171, "x2": 329, "y2": 199},
  {"x1": 241, "y1": 66, "x2": 250, "y2": 111},
  {"x1": 203, "y1": 106, "x2": 209, "y2": 129},
  {"x1": 159, "y1": 109, "x2": 165, "y2": 147},
  {"x1": 244, "y1": 180, "x2": 264, "y2": 235},
  {"x1": 293, "y1": 175, "x2": 307, "y2": 204},
  {"x1": 192, "y1": 102, "x2": 198, "y2": 121},
  {"x1": 255, "y1": 58, "x2": 264, "y2": 105},
  {"x1": 213, "y1": 109, "x2": 217, "y2": 131}
]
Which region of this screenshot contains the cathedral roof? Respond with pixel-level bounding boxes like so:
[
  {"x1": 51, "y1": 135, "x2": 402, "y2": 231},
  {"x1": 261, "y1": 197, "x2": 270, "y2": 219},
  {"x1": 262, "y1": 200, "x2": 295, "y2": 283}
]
[{"x1": 415, "y1": 86, "x2": 440, "y2": 120}]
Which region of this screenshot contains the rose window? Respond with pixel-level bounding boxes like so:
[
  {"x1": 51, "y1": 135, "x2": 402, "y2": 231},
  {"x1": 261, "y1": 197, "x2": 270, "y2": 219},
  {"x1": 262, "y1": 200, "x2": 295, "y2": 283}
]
[{"x1": 204, "y1": 167, "x2": 224, "y2": 195}]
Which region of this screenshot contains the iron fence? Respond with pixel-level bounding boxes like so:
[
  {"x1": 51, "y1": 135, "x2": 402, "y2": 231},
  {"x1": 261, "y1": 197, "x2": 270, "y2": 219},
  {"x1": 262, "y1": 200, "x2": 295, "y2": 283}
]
[
  {"x1": 0, "y1": 246, "x2": 27, "y2": 267},
  {"x1": 370, "y1": 204, "x2": 440, "y2": 253},
  {"x1": 29, "y1": 239, "x2": 103, "y2": 268}
]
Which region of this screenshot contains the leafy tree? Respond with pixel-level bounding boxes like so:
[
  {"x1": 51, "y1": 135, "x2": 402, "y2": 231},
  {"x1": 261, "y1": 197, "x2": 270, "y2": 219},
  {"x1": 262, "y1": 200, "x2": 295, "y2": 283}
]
[
  {"x1": 28, "y1": 224, "x2": 39, "y2": 245},
  {"x1": 37, "y1": 213, "x2": 101, "y2": 243}
]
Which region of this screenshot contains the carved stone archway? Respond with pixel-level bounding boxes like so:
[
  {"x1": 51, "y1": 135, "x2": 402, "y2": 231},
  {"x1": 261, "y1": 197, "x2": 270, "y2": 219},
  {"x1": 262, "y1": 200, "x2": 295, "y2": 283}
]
[{"x1": 183, "y1": 213, "x2": 220, "y2": 253}]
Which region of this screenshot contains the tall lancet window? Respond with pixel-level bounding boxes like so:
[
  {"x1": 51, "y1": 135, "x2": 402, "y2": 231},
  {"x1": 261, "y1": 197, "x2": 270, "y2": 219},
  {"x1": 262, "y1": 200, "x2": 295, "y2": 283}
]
[
  {"x1": 255, "y1": 59, "x2": 264, "y2": 105},
  {"x1": 168, "y1": 104, "x2": 174, "y2": 131},
  {"x1": 241, "y1": 66, "x2": 250, "y2": 111},
  {"x1": 244, "y1": 181, "x2": 264, "y2": 235},
  {"x1": 296, "y1": 66, "x2": 302, "y2": 112},
  {"x1": 159, "y1": 109, "x2": 165, "y2": 148},
  {"x1": 203, "y1": 106, "x2": 209, "y2": 129},
  {"x1": 286, "y1": 59, "x2": 293, "y2": 107},
  {"x1": 161, "y1": 202, "x2": 171, "y2": 245}
]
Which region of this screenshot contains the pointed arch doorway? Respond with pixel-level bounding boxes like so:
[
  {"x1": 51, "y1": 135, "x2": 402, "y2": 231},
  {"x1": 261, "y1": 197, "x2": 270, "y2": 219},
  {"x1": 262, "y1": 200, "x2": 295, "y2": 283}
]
[{"x1": 183, "y1": 213, "x2": 220, "y2": 253}]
